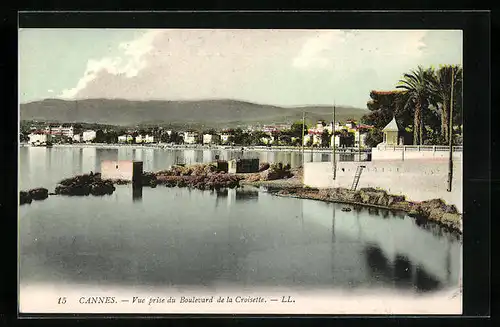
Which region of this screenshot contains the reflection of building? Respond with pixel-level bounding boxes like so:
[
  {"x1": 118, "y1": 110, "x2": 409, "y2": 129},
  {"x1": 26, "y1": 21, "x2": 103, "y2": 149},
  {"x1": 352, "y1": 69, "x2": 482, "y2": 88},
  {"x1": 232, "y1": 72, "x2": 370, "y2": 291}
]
[
  {"x1": 184, "y1": 150, "x2": 196, "y2": 165},
  {"x1": 202, "y1": 150, "x2": 213, "y2": 163}
]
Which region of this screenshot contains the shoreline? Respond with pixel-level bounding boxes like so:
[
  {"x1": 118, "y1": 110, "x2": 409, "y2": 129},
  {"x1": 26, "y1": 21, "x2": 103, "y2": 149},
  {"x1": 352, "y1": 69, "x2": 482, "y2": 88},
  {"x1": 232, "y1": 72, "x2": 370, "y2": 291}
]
[
  {"x1": 19, "y1": 143, "x2": 369, "y2": 154},
  {"x1": 241, "y1": 179, "x2": 462, "y2": 235},
  {"x1": 19, "y1": 162, "x2": 462, "y2": 235}
]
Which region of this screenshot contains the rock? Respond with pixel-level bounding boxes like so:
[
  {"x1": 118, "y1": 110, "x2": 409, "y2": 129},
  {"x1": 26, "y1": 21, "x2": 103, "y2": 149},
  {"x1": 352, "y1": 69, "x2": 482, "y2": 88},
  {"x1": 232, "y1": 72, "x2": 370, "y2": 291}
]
[
  {"x1": 28, "y1": 188, "x2": 49, "y2": 201},
  {"x1": 55, "y1": 173, "x2": 115, "y2": 196},
  {"x1": 246, "y1": 174, "x2": 261, "y2": 182},
  {"x1": 346, "y1": 191, "x2": 363, "y2": 203},
  {"x1": 141, "y1": 172, "x2": 157, "y2": 186},
  {"x1": 387, "y1": 194, "x2": 405, "y2": 206},
  {"x1": 20, "y1": 191, "x2": 32, "y2": 205},
  {"x1": 258, "y1": 162, "x2": 270, "y2": 172}
]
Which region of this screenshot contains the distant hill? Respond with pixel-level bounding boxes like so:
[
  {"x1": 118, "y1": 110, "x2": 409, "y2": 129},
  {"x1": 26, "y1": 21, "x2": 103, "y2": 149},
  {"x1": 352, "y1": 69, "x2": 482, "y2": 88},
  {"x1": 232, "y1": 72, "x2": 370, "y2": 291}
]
[{"x1": 20, "y1": 98, "x2": 368, "y2": 128}]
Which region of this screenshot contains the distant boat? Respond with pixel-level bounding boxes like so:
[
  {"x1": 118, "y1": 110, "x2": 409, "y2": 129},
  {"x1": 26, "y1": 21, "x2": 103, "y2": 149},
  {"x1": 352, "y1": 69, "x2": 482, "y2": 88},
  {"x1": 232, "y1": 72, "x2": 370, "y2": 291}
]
[{"x1": 341, "y1": 207, "x2": 352, "y2": 212}]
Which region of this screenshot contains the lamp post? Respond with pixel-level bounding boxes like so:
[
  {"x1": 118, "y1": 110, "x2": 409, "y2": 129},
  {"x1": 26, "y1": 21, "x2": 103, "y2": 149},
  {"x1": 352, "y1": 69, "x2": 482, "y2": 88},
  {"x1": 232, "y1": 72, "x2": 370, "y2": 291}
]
[
  {"x1": 447, "y1": 67, "x2": 454, "y2": 192},
  {"x1": 332, "y1": 104, "x2": 336, "y2": 180},
  {"x1": 358, "y1": 121, "x2": 361, "y2": 162},
  {"x1": 301, "y1": 111, "x2": 305, "y2": 167}
]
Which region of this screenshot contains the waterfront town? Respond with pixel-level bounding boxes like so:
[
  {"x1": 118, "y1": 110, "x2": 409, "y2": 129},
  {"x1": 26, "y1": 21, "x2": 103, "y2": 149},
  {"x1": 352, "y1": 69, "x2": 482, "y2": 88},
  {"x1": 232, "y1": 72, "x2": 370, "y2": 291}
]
[
  {"x1": 19, "y1": 28, "x2": 466, "y2": 314},
  {"x1": 21, "y1": 119, "x2": 375, "y2": 148}
]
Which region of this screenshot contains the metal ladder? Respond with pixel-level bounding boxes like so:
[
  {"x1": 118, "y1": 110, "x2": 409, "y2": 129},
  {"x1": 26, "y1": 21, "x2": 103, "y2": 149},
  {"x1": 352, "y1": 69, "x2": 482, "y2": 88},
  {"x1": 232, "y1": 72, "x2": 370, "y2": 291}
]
[{"x1": 350, "y1": 165, "x2": 366, "y2": 191}]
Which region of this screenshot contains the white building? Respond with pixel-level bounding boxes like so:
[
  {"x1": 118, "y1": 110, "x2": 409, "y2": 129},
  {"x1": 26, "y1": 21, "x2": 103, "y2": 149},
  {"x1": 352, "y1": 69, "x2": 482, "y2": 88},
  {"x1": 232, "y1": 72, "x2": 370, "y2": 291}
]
[
  {"x1": 303, "y1": 132, "x2": 324, "y2": 146},
  {"x1": 203, "y1": 134, "x2": 221, "y2": 145},
  {"x1": 354, "y1": 130, "x2": 368, "y2": 148},
  {"x1": 61, "y1": 125, "x2": 74, "y2": 138},
  {"x1": 44, "y1": 124, "x2": 74, "y2": 138},
  {"x1": 220, "y1": 133, "x2": 232, "y2": 145},
  {"x1": 73, "y1": 134, "x2": 82, "y2": 142},
  {"x1": 28, "y1": 132, "x2": 52, "y2": 145},
  {"x1": 135, "y1": 135, "x2": 155, "y2": 143},
  {"x1": 118, "y1": 135, "x2": 134, "y2": 143},
  {"x1": 183, "y1": 132, "x2": 199, "y2": 144},
  {"x1": 260, "y1": 136, "x2": 275, "y2": 145},
  {"x1": 82, "y1": 130, "x2": 97, "y2": 142}
]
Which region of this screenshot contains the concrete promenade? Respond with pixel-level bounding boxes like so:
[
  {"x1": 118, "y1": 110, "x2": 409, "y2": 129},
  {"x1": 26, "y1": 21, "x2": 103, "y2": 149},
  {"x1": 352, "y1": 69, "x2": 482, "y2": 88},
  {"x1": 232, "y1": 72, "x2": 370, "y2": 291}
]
[{"x1": 304, "y1": 158, "x2": 462, "y2": 213}]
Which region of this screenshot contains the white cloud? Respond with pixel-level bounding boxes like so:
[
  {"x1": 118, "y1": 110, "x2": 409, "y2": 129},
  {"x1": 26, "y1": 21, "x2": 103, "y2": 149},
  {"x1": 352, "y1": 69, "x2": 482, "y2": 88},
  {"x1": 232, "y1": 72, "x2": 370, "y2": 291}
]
[
  {"x1": 56, "y1": 29, "x2": 461, "y2": 106},
  {"x1": 292, "y1": 30, "x2": 428, "y2": 72},
  {"x1": 59, "y1": 29, "x2": 311, "y2": 101}
]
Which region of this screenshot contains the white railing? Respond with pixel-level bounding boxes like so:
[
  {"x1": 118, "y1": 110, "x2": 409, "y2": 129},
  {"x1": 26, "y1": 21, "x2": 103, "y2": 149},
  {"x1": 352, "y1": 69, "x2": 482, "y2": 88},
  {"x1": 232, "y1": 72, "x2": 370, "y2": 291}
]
[{"x1": 376, "y1": 144, "x2": 463, "y2": 152}]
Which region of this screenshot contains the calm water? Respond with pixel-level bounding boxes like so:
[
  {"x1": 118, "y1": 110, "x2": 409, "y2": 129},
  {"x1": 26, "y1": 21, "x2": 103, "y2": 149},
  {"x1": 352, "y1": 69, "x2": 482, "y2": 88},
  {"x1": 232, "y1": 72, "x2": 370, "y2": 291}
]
[
  {"x1": 18, "y1": 146, "x2": 366, "y2": 190},
  {"x1": 19, "y1": 146, "x2": 461, "y2": 293}
]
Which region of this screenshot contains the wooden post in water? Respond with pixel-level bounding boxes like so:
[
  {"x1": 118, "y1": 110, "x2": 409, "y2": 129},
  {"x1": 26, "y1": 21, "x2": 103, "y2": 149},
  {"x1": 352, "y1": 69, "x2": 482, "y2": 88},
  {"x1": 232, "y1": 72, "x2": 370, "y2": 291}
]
[{"x1": 447, "y1": 67, "x2": 454, "y2": 192}]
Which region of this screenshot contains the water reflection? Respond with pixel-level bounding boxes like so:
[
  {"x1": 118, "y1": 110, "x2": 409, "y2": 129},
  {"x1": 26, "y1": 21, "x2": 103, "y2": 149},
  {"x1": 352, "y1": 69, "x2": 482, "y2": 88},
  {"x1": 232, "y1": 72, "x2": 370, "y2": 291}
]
[
  {"x1": 20, "y1": 146, "x2": 371, "y2": 190},
  {"x1": 19, "y1": 147, "x2": 460, "y2": 293},
  {"x1": 235, "y1": 188, "x2": 259, "y2": 202},
  {"x1": 363, "y1": 243, "x2": 442, "y2": 292},
  {"x1": 132, "y1": 186, "x2": 143, "y2": 202}
]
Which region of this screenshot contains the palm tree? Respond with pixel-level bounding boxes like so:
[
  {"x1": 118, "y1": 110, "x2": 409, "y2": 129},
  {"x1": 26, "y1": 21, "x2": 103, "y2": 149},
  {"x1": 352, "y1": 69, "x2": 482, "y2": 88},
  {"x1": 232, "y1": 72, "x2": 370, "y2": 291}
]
[
  {"x1": 396, "y1": 66, "x2": 435, "y2": 145},
  {"x1": 429, "y1": 65, "x2": 463, "y2": 144}
]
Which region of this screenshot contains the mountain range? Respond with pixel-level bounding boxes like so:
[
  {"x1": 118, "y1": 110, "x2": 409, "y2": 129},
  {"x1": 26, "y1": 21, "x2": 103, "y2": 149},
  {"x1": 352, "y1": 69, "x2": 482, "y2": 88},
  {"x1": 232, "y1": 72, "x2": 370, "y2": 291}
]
[{"x1": 20, "y1": 99, "x2": 368, "y2": 128}]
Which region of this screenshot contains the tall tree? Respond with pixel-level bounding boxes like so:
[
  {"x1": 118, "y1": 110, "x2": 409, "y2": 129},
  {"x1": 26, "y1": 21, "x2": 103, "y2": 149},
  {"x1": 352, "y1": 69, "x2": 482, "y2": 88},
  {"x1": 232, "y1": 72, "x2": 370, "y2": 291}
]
[
  {"x1": 362, "y1": 90, "x2": 411, "y2": 129},
  {"x1": 321, "y1": 130, "x2": 331, "y2": 148},
  {"x1": 290, "y1": 121, "x2": 308, "y2": 144},
  {"x1": 396, "y1": 66, "x2": 434, "y2": 145},
  {"x1": 429, "y1": 65, "x2": 463, "y2": 143}
]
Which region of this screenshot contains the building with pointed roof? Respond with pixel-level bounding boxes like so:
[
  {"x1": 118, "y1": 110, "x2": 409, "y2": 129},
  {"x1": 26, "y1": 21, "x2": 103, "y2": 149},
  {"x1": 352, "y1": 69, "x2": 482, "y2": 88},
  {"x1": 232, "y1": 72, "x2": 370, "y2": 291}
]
[{"x1": 381, "y1": 117, "x2": 402, "y2": 145}]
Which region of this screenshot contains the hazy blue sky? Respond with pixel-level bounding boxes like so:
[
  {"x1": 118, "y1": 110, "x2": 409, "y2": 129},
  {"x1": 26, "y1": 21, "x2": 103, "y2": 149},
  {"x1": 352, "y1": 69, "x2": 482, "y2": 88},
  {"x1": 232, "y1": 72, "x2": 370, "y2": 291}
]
[{"x1": 19, "y1": 29, "x2": 462, "y2": 108}]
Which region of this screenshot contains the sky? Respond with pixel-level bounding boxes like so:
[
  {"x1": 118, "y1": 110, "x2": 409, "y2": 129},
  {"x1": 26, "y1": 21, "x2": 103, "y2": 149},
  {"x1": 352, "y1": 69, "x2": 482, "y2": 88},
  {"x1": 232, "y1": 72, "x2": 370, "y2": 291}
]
[{"x1": 19, "y1": 29, "x2": 462, "y2": 108}]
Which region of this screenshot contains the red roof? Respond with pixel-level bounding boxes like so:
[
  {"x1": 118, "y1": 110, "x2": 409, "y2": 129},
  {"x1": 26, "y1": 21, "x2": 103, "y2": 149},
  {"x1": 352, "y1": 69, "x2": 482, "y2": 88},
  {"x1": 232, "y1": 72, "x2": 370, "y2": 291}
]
[{"x1": 371, "y1": 90, "x2": 406, "y2": 95}]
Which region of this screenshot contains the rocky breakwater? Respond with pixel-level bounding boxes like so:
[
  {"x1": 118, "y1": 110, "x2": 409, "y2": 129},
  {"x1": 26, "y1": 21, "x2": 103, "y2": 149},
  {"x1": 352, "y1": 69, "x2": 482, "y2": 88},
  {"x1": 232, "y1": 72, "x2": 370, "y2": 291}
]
[
  {"x1": 19, "y1": 188, "x2": 49, "y2": 205},
  {"x1": 274, "y1": 187, "x2": 462, "y2": 233},
  {"x1": 155, "y1": 163, "x2": 242, "y2": 190},
  {"x1": 54, "y1": 173, "x2": 116, "y2": 196},
  {"x1": 244, "y1": 162, "x2": 293, "y2": 182}
]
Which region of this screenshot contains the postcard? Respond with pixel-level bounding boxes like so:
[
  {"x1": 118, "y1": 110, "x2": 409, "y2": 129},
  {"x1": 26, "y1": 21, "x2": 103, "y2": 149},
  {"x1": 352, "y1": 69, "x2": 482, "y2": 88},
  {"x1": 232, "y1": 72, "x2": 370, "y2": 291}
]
[{"x1": 19, "y1": 27, "x2": 463, "y2": 315}]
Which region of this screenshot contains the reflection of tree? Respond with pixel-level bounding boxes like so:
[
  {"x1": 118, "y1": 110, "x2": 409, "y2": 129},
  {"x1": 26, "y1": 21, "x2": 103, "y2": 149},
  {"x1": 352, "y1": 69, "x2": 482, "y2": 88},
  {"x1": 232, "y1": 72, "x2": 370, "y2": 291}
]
[
  {"x1": 393, "y1": 255, "x2": 412, "y2": 287},
  {"x1": 363, "y1": 243, "x2": 442, "y2": 292},
  {"x1": 415, "y1": 267, "x2": 440, "y2": 292},
  {"x1": 364, "y1": 244, "x2": 392, "y2": 283}
]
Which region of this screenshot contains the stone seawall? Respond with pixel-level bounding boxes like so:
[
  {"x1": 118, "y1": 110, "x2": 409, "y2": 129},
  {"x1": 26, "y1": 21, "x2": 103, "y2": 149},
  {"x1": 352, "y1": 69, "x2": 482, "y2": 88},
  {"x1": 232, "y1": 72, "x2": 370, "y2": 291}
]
[
  {"x1": 271, "y1": 187, "x2": 462, "y2": 234},
  {"x1": 304, "y1": 160, "x2": 462, "y2": 213}
]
